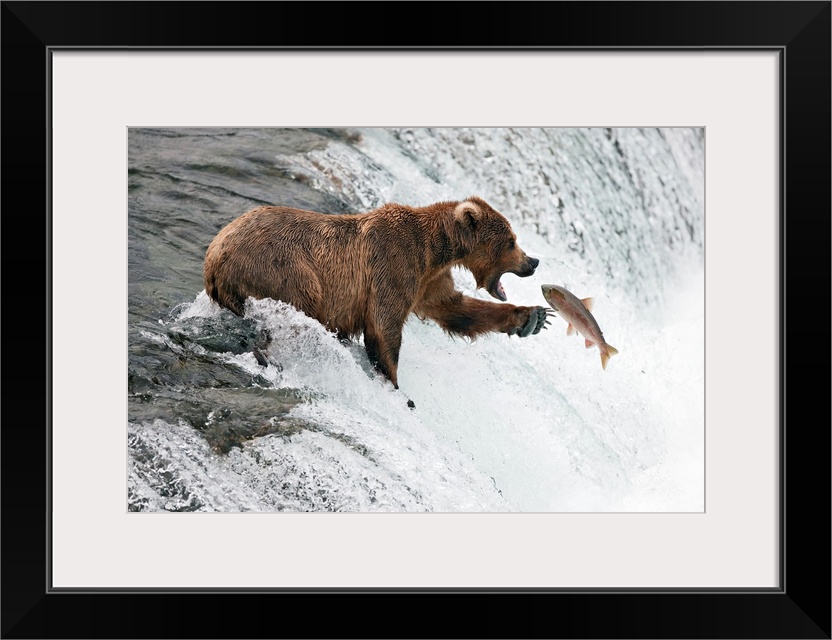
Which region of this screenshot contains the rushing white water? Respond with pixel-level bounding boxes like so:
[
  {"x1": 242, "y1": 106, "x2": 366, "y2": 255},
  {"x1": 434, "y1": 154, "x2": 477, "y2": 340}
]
[{"x1": 128, "y1": 127, "x2": 704, "y2": 513}]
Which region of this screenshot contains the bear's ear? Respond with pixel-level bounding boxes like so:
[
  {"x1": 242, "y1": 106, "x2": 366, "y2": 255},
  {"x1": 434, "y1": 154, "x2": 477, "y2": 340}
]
[{"x1": 453, "y1": 201, "x2": 482, "y2": 229}]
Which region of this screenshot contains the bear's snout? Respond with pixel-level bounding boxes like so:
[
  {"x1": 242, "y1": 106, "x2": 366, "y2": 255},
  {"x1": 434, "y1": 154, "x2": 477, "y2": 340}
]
[{"x1": 514, "y1": 255, "x2": 539, "y2": 277}]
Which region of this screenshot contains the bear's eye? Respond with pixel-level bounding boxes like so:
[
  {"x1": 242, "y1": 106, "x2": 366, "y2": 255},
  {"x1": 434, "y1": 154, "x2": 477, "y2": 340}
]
[{"x1": 507, "y1": 239, "x2": 515, "y2": 251}]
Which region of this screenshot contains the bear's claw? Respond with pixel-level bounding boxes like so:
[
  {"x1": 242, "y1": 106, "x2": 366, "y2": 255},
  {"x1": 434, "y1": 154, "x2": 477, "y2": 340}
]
[
  {"x1": 509, "y1": 306, "x2": 548, "y2": 338},
  {"x1": 526, "y1": 306, "x2": 548, "y2": 337}
]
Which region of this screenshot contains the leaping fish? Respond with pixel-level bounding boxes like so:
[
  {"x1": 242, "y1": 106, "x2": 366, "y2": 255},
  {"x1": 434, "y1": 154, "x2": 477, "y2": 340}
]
[{"x1": 541, "y1": 284, "x2": 619, "y2": 370}]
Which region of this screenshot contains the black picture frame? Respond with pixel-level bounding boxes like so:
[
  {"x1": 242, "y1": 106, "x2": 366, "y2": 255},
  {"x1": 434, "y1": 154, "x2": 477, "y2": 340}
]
[{"x1": 3, "y1": 2, "x2": 829, "y2": 638}]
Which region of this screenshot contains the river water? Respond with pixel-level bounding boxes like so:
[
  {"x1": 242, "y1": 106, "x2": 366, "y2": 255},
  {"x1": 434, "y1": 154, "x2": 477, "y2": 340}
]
[{"x1": 127, "y1": 127, "x2": 704, "y2": 512}]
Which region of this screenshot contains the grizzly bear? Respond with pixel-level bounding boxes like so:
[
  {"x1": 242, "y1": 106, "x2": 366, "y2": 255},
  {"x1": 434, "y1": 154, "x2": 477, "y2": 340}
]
[{"x1": 203, "y1": 196, "x2": 549, "y2": 390}]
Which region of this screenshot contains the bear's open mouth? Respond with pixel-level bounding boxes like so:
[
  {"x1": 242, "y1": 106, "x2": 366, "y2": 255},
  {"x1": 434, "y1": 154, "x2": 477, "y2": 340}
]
[{"x1": 488, "y1": 276, "x2": 507, "y2": 302}]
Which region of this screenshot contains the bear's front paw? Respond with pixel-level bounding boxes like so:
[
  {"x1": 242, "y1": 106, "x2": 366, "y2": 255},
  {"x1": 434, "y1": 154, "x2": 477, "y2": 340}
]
[{"x1": 508, "y1": 306, "x2": 550, "y2": 338}]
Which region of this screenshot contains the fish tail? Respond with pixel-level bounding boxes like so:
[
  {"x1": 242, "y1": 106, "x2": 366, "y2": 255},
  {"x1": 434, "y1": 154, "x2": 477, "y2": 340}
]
[{"x1": 601, "y1": 344, "x2": 619, "y2": 370}]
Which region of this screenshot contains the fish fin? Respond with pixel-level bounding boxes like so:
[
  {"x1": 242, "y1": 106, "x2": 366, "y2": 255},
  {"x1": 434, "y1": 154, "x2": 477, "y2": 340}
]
[
  {"x1": 566, "y1": 324, "x2": 576, "y2": 336},
  {"x1": 585, "y1": 339, "x2": 593, "y2": 349},
  {"x1": 581, "y1": 297, "x2": 594, "y2": 311},
  {"x1": 601, "y1": 345, "x2": 619, "y2": 370}
]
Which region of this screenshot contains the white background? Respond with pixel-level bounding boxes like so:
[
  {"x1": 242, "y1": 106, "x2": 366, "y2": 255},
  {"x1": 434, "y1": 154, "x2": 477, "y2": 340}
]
[{"x1": 51, "y1": 52, "x2": 779, "y2": 588}]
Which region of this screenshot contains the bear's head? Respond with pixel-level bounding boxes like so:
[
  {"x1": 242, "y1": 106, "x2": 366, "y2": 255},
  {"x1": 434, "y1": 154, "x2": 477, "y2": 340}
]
[{"x1": 454, "y1": 197, "x2": 539, "y2": 302}]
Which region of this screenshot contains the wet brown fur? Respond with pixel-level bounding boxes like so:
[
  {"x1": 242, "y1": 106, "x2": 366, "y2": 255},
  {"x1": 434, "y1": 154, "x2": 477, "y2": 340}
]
[{"x1": 204, "y1": 197, "x2": 541, "y2": 388}]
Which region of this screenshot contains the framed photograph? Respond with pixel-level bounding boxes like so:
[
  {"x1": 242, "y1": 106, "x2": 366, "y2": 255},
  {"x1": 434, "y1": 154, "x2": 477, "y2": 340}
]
[
  {"x1": 124, "y1": 124, "x2": 705, "y2": 517},
  {"x1": 4, "y1": 2, "x2": 829, "y2": 638}
]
